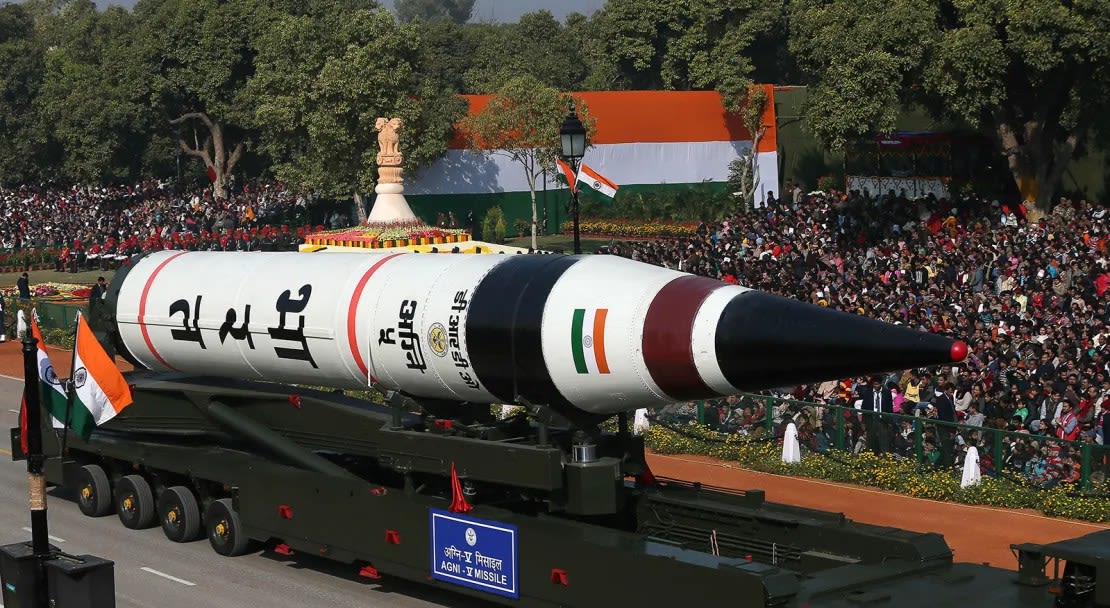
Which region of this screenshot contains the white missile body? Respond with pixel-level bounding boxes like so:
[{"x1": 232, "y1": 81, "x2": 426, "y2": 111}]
[
  {"x1": 112, "y1": 250, "x2": 965, "y2": 416},
  {"x1": 114, "y1": 251, "x2": 740, "y2": 413}
]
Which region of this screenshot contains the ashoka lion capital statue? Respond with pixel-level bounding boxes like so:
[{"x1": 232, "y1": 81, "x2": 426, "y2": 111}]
[{"x1": 367, "y1": 116, "x2": 417, "y2": 224}]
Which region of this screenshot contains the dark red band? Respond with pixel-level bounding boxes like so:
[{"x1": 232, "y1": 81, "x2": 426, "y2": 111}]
[{"x1": 642, "y1": 275, "x2": 722, "y2": 401}]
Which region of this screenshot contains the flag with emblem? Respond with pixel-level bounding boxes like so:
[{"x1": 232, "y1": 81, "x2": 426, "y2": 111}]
[
  {"x1": 575, "y1": 164, "x2": 619, "y2": 199},
  {"x1": 68, "y1": 312, "x2": 133, "y2": 440},
  {"x1": 19, "y1": 314, "x2": 68, "y2": 453},
  {"x1": 571, "y1": 308, "x2": 610, "y2": 374}
]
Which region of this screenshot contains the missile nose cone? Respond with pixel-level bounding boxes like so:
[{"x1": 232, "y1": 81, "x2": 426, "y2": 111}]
[
  {"x1": 950, "y1": 340, "x2": 969, "y2": 363},
  {"x1": 714, "y1": 291, "x2": 964, "y2": 391}
]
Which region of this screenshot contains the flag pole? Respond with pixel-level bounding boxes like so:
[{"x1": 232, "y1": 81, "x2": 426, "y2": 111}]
[{"x1": 19, "y1": 324, "x2": 53, "y2": 605}]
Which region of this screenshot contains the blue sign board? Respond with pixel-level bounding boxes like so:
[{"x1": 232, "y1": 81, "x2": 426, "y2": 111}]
[{"x1": 429, "y1": 509, "x2": 519, "y2": 599}]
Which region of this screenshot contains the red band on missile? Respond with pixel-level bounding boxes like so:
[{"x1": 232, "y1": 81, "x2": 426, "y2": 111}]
[
  {"x1": 642, "y1": 275, "x2": 723, "y2": 401},
  {"x1": 347, "y1": 253, "x2": 405, "y2": 379},
  {"x1": 137, "y1": 251, "x2": 190, "y2": 371}
]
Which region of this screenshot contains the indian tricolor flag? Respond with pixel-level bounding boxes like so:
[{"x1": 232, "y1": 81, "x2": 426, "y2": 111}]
[
  {"x1": 575, "y1": 164, "x2": 619, "y2": 199},
  {"x1": 571, "y1": 308, "x2": 611, "y2": 375},
  {"x1": 19, "y1": 315, "x2": 68, "y2": 453},
  {"x1": 69, "y1": 312, "x2": 133, "y2": 440},
  {"x1": 555, "y1": 158, "x2": 578, "y2": 192}
]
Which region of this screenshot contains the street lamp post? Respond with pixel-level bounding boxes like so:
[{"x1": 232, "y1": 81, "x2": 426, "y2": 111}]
[{"x1": 559, "y1": 104, "x2": 586, "y2": 255}]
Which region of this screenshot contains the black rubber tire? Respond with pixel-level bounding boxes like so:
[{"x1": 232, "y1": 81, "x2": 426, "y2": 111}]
[
  {"x1": 115, "y1": 474, "x2": 156, "y2": 529},
  {"x1": 205, "y1": 498, "x2": 251, "y2": 557},
  {"x1": 76, "y1": 464, "x2": 113, "y2": 517},
  {"x1": 159, "y1": 486, "x2": 202, "y2": 542}
]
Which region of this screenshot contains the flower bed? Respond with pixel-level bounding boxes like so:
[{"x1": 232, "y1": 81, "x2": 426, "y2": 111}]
[
  {"x1": 304, "y1": 221, "x2": 471, "y2": 249},
  {"x1": 2, "y1": 282, "x2": 91, "y2": 301},
  {"x1": 646, "y1": 424, "x2": 1110, "y2": 523},
  {"x1": 563, "y1": 218, "x2": 700, "y2": 238}
]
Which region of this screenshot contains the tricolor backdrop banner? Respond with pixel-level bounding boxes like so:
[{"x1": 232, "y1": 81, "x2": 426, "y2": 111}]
[{"x1": 404, "y1": 88, "x2": 779, "y2": 218}]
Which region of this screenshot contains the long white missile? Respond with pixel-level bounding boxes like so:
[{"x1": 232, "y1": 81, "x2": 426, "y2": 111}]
[{"x1": 108, "y1": 251, "x2": 967, "y2": 415}]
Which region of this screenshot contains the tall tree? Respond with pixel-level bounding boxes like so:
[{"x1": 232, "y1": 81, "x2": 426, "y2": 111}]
[
  {"x1": 131, "y1": 0, "x2": 266, "y2": 198},
  {"x1": 592, "y1": 0, "x2": 781, "y2": 110},
  {"x1": 394, "y1": 0, "x2": 474, "y2": 24},
  {"x1": 0, "y1": 3, "x2": 47, "y2": 183},
  {"x1": 35, "y1": 1, "x2": 154, "y2": 183},
  {"x1": 462, "y1": 11, "x2": 589, "y2": 93},
  {"x1": 789, "y1": 0, "x2": 1110, "y2": 211},
  {"x1": 248, "y1": 3, "x2": 464, "y2": 223},
  {"x1": 460, "y1": 75, "x2": 594, "y2": 250}
]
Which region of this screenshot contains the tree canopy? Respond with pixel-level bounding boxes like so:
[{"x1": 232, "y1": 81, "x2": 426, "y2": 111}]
[
  {"x1": 247, "y1": 2, "x2": 464, "y2": 220},
  {"x1": 789, "y1": 0, "x2": 1110, "y2": 208},
  {"x1": 592, "y1": 0, "x2": 782, "y2": 110},
  {"x1": 0, "y1": 0, "x2": 1105, "y2": 209},
  {"x1": 0, "y1": 3, "x2": 47, "y2": 181},
  {"x1": 395, "y1": 0, "x2": 474, "y2": 24}
]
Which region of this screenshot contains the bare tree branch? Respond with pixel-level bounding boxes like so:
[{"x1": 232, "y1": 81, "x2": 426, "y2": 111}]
[
  {"x1": 169, "y1": 112, "x2": 215, "y2": 131},
  {"x1": 227, "y1": 141, "x2": 245, "y2": 170},
  {"x1": 177, "y1": 135, "x2": 213, "y2": 167}
]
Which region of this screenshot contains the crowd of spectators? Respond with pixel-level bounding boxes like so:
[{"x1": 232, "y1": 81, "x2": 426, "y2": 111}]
[
  {"x1": 0, "y1": 180, "x2": 318, "y2": 268},
  {"x1": 622, "y1": 185, "x2": 1110, "y2": 485}
]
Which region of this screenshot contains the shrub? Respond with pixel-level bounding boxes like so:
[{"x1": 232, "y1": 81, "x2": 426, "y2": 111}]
[
  {"x1": 481, "y1": 206, "x2": 507, "y2": 243},
  {"x1": 567, "y1": 218, "x2": 701, "y2": 238},
  {"x1": 577, "y1": 184, "x2": 735, "y2": 222},
  {"x1": 816, "y1": 174, "x2": 842, "y2": 193},
  {"x1": 41, "y1": 327, "x2": 75, "y2": 350}
]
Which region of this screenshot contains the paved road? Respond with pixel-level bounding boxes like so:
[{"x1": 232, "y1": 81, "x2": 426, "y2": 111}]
[{"x1": 0, "y1": 375, "x2": 488, "y2": 608}]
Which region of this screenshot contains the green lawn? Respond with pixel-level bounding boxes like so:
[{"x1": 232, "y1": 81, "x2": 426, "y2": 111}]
[{"x1": 506, "y1": 234, "x2": 616, "y2": 253}]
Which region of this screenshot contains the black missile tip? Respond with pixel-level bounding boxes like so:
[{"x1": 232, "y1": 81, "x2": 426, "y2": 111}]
[{"x1": 950, "y1": 340, "x2": 969, "y2": 363}]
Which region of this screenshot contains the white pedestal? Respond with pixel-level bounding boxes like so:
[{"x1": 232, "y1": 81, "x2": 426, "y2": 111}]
[{"x1": 368, "y1": 183, "x2": 418, "y2": 224}]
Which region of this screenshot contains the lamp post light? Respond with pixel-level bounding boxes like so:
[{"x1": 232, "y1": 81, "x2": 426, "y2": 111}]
[{"x1": 559, "y1": 103, "x2": 586, "y2": 255}]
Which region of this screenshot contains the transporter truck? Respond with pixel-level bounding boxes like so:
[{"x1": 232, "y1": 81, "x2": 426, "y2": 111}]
[{"x1": 10, "y1": 250, "x2": 1108, "y2": 607}]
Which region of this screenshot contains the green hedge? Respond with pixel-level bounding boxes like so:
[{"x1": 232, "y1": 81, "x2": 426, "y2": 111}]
[{"x1": 646, "y1": 424, "x2": 1110, "y2": 523}]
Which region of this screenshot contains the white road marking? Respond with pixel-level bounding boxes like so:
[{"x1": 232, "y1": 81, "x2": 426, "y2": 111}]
[
  {"x1": 141, "y1": 567, "x2": 196, "y2": 587},
  {"x1": 7, "y1": 409, "x2": 18, "y2": 414},
  {"x1": 20, "y1": 527, "x2": 65, "y2": 543}
]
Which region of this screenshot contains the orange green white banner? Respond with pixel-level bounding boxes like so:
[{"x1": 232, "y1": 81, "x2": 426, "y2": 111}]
[{"x1": 571, "y1": 308, "x2": 610, "y2": 375}]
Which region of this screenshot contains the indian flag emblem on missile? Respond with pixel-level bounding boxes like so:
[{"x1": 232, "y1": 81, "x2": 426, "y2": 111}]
[{"x1": 571, "y1": 308, "x2": 610, "y2": 374}]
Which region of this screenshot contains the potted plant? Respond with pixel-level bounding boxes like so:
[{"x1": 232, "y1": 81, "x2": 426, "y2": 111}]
[{"x1": 513, "y1": 219, "x2": 531, "y2": 238}]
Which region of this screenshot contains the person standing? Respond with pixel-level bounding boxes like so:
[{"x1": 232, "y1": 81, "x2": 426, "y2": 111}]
[
  {"x1": 859, "y1": 376, "x2": 894, "y2": 452},
  {"x1": 933, "y1": 382, "x2": 958, "y2": 465},
  {"x1": 17, "y1": 272, "x2": 30, "y2": 300},
  {"x1": 89, "y1": 276, "x2": 107, "y2": 330}
]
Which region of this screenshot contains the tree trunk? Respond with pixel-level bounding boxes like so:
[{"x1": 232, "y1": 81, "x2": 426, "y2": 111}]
[
  {"x1": 996, "y1": 117, "x2": 1085, "y2": 216},
  {"x1": 527, "y1": 164, "x2": 538, "y2": 251},
  {"x1": 749, "y1": 129, "x2": 763, "y2": 209},
  {"x1": 353, "y1": 191, "x2": 368, "y2": 225},
  {"x1": 170, "y1": 112, "x2": 244, "y2": 201}
]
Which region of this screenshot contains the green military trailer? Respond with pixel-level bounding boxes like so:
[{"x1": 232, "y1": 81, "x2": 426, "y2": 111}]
[{"x1": 10, "y1": 373, "x2": 1107, "y2": 607}]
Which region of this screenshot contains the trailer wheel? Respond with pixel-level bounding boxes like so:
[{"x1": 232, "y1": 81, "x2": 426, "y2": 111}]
[
  {"x1": 115, "y1": 474, "x2": 156, "y2": 529},
  {"x1": 159, "y1": 486, "x2": 202, "y2": 542},
  {"x1": 76, "y1": 464, "x2": 113, "y2": 517},
  {"x1": 205, "y1": 498, "x2": 251, "y2": 557}
]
